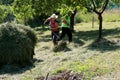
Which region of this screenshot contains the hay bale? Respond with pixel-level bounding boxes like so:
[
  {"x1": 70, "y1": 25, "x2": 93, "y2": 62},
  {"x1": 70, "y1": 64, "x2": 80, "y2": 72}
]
[{"x1": 0, "y1": 22, "x2": 37, "y2": 65}]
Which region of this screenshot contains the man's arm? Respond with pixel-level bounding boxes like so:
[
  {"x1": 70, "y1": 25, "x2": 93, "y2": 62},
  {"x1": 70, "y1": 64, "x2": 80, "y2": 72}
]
[{"x1": 44, "y1": 18, "x2": 50, "y2": 24}]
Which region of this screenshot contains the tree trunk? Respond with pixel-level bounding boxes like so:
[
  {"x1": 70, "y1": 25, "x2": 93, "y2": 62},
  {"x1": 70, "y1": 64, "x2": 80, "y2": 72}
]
[
  {"x1": 70, "y1": 9, "x2": 77, "y2": 33},
  {"x1": 91, "y1": 0, "x2": 109, "y2": 42},
  {"x1": 98, "y1": 13, "x2": 103, "y2": 40}
]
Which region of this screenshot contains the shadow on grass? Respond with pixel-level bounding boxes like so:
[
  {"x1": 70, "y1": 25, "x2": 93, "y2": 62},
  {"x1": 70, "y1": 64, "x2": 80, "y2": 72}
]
[
  {"x1": 72, "y1": 34, "x2": 85, "y2": 47},
  {"x1": 102, "y1": 28, "x2": 120, "y2": 38},
  {"x1": 0, "y1": 58, "x2": 43, "y2": 75},
  {"x1": 36, "y1": 27, "x2": 120, "y2": 52},
  {"x1": 87, "y1": 38, "x2": 120, "y2": 52},
  {"x1": 74, "y1": 27, "x2": 120, "y2": 41},
  {"x1": 35, "y1": 26, "x2": 120, "y2": 41},
  {"x1": 73, "y1": 27, "x2": 120, "y2": 52}
]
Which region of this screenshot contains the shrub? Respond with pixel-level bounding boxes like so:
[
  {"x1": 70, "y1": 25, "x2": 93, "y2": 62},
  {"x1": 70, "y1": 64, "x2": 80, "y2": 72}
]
[{"x1": 0, "y1": 22, "x2": 37, "y2": 65}]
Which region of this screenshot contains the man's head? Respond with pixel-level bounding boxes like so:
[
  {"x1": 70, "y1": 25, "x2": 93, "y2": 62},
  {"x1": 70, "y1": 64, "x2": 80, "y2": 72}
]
[{"x1": 50, "y1": 14, "x2": 58, "y2": 19}]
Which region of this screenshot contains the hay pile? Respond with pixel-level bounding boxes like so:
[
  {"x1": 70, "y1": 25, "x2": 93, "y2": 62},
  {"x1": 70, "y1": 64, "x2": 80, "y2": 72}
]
[
  {"x1": 36, "y1": 70, "x2": 85, "y2": 80},
  {"x1": 53, "y1": 41, "x2": 67, "y2": 52},
  {"x1": 0, "y1": 22, "x2": 37, "y2": 65}
]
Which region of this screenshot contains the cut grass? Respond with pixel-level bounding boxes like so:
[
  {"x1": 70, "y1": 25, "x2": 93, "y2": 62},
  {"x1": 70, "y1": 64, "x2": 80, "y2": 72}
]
[
  {"x1": 0, "y1": 22, "x2": 120, "y2": 80},
  {"x1": 34, "y1": 22, "x2": 120, "y2": 79}
]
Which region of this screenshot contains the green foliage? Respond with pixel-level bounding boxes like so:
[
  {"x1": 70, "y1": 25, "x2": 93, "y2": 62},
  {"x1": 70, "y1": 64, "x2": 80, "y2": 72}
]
[
  {"x1": 58, "y1": 0, "x2": 86, "y2": 16},
  {"x1": 0, "y1": 5, "x2": 12, "y2": 23},
  {"x1": 32, "y1": 0, "x2": 61, "y2": 15},
  {"x1": 109, "y1": 0, "x2": 120, "y2": 8},
  {"x1": 12, "y1": 0, "x2": 34, "y2": 24},
  {"x1": 0, "y1": 0, "x2": 14, "y2": 23},
  {"x1": 0, "y1": 22, "x2": 37, "y2": 65},
  {"x1": 86, "y1": 0, "x2": 120, "y2": 11},
  {"x1": 112, "y1": 0, "x2": 120, "y2": 3},
  {"x1": 0, "y1": 0, "x2": 14, "y2": 5},
  {"x1": 58, "y1": 5, "x2": 70, "y2": 16},
  {"x1": 12, "y1": 0, "x2": 62, "y2": 24}
]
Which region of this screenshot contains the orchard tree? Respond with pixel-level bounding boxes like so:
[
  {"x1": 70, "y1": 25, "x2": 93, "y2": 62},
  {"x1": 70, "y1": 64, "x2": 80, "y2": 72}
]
[
  {"x1": 61, "y1": 0, "x2": 78, "y2": 32},
  {"x1": 12, "y1": 0, "x2": 34, "y2": 24},
  {"x1": 12, "y1": 0, "x2": 61, "y2": 24},
  {"x1": 31, "y1": 0, "x2": 61, "y2": 16},
  {"x1": 58, "y1": 0, "x2": 87, "y2": 32},
  {"x1": 88, "y1": 0, "x2": 120, "y2": 41},
  {"x1": 90, "y1": 0, "x2": 109, "y2": 41},
  {"x1": 70, "y1": 0, "x2": 120, "y2": 41}
]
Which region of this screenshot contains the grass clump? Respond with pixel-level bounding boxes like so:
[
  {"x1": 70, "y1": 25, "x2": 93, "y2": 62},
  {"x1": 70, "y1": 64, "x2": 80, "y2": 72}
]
[{"x1": 0, "y1": 22, "x2": 37, "y2": 66}]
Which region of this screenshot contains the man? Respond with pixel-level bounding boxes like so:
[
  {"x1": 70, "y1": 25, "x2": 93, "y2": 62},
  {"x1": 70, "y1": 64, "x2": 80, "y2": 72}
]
[
  {"x1": 60, "y1": 11, "x2": 72, "y2": 43},
  {"x1": 44, "y1": 14, "x2": 60, "y2": 45}
]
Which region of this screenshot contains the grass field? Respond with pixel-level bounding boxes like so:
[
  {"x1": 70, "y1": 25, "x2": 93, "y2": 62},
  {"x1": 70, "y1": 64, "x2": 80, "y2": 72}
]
[
  {"x1": 75, "y1": 9, "x2": 120, "y2": 23},
  {"x1": 0, "y1": 21, "x2": 120, "y2": 80}
]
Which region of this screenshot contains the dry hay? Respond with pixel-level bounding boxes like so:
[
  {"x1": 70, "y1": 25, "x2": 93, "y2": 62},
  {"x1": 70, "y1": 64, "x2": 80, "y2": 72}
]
[
  {"x1": 0, "y1": 22, "x2": 37, "y2": 65},
  {"x1": 53, "y1": 41, "x2": 69, "y2": 52},
  {"x1": 36, "y1": 70, "x2": 85, "y2": 80}
]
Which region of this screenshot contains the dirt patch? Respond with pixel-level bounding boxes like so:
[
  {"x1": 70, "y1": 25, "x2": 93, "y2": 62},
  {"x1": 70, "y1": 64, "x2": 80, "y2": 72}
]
[{"x1": 35, "y1": 70, "x2": 86, "y2": 80}]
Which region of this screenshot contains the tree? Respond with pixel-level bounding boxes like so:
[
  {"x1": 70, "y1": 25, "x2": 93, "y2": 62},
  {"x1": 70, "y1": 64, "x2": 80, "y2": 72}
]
[
  {"x1": 0, "y1": 0, "x2": 14, "y2": 5},
  {"x1": 0, "y1": 0, "x2": 14, "y2": 23},
  {"x1": 12, "y1": 0, "x2": 34, "y2": 24},
  {"x1": 91, "y1": 0, "x2": 109, "y2": 41},
  {"x1": 12, "y1": 0, "x2": 62, "y2": 24},
  {"x1": 31, "y1": 0, "x2": 61, "y2": 16},
  {"x1": 69, "y1": 0, "x2": 119, "y2": 41},
  {"x1": 88, "y1": 0, "x2": 120, "y2": 41},
  {"x1": 0, "y1": 5, "x2": 12, "y2": 23},
  {"x1": 62, "y1": 0, "x2": 77, "y2": 32},
  {"x1": 58, "y1": 0, "x2": 85, "y2": 32}
]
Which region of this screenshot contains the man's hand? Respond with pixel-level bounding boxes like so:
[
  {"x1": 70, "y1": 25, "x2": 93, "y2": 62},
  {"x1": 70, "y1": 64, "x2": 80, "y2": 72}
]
[
  {"x1": 62, "y1": 20, "x2": 69, "y2": 26},
  {"x1": 62, "y1": 20, "x2": 67, "y2": 23},
  {"x1": 44, "y1": 21, "x2": 47, "y2": 24}
]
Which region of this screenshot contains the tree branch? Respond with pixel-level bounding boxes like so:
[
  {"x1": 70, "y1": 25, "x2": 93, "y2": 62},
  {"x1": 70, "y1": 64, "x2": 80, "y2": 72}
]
[
  {"x1": 100, "y1": 0, "x2": 109, "y2": 13},
  {"x1": 91, "y1": 0, "x2": 96, "y2": 10},
  {"x1": 91, "y1": 0, "x2": 99, "y2": 14},
  {"x1": 44, "y1": 73, "x2": 49, "y2": 80}
]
